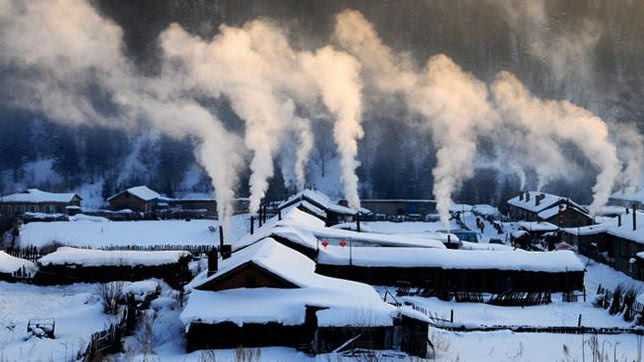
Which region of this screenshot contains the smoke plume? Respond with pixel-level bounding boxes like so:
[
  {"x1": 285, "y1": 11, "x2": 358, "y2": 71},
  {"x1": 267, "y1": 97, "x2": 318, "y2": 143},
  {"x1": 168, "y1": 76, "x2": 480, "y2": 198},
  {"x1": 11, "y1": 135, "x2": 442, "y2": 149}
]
[
  {"x1": 334, "y1": 10, "x2": 495, "y2": 224},
  {"x1": 491, "y1": 72, "x2": 620, "y2": 214},
  {"x1": 0, "y1": 0, "x2": 243, "y2": 233}
]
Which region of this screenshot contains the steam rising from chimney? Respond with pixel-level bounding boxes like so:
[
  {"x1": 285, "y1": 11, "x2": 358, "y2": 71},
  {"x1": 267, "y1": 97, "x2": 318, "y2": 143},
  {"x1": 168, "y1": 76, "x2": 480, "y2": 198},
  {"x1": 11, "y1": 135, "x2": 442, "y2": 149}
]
[{"x1": 0, "y1": 1, "x2": 639, "y2": 225}]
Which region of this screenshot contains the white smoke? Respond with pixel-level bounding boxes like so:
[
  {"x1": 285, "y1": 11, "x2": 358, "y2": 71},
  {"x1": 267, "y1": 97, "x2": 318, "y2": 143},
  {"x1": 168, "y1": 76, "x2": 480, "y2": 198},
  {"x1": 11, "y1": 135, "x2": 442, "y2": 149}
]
[
  {"x1": 490, "y1": 0, "x2": 602, "y2": 86},
  {"x1": 300, "y1": 47, "x2": 364, "y2": 209},
  {"x1": 161, "y1": 22, "x2": 365, "y2": 211},
  {"x1": 334, "y1": 10, "x2": 495, "y2": 224},
  {"x1": 0, "y1": 0, "x2": 243, "y2": 233},
  {"x1": 335, "y1": 9, "x2": 622, "y2": 222},
  {"x1": 491, "y1": 72, "x2": 620, "y2": 214},
  {"x1": 611, "y1": 123, "x2": 644, "y2": 194}
]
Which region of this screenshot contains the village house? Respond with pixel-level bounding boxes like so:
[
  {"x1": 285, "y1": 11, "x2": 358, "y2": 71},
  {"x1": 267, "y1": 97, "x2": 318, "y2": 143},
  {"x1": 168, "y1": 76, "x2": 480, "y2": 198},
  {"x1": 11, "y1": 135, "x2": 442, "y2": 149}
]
[
  {"x1": 0, "y1": 188, "x2": 81, "y2": 219},
  {"x1": 35, "y1": 247, "x2": 192, "y2": 288},
  {"x1": 315, "y1": 244, "x2": 585, "y2": 295},
  {"x1": 278, "y1": 189, "x2": 359, "y2": 226},
  {"x1": 506, "y1": 191, "x2": 592, "y2": 228},
  {"x1": 107, "y1": 185, "x2": 168, "y2": 213},
  {"x1": 340, "y1": 199, "x2": 437, "y2": 218},
  {"x1": 181, "y1": 238, "x2": 431, "y2": 358},
  {"x1": 608, "y1": 188, "x2": 644, "y2": 209},
  {"x1": 168, "y1": 197, "x2": 250, "y2": 217}
]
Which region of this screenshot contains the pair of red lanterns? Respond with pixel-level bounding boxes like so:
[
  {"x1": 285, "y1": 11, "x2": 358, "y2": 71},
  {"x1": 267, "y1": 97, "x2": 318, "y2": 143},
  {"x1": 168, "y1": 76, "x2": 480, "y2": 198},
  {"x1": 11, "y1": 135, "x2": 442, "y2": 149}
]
[{"x1": 321, "y1": 240, "x2": 347, "y2": 247}]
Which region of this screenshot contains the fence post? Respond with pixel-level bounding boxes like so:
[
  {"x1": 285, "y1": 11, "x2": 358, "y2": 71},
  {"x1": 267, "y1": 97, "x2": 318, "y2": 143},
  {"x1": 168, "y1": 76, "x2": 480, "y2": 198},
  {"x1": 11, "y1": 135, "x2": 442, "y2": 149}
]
[{"x1": 577, "y1": 314, "x2": 582, "y2": 327}]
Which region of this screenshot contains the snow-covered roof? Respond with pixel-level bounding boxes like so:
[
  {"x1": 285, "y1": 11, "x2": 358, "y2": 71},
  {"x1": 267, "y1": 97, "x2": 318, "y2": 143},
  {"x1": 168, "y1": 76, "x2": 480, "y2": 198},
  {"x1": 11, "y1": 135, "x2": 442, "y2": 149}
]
[
  {"x1": 107, "y1": 185, "x2": 161, "y2": 202},
  {"x1": 318, "y1": 246, "x2": 585, "y2": 273},
  {"x1": 610, "y1": 189, "x2": 644, "y2": 204},
  {"x1": 290, "y1": 200, "x2": 327, "y2": 219},
  {"x1": 0, "y1": 251, "x2": 37, "y2": 275},
  {"x1": 605, "y1": 211, "x2": 644, "y2": 244},
  {"x1": 38, "y1": 247, "x2": 190, "y2": 267},
  {"x1": 537, "y1": 203, "x2": 590, "y2": 220},
  {"x1": 279, "y1": 189, "x2": 357, "y2": 215},
  {"x1": 472, "y1": 204, "x2": 500, "y2": 217},
  {"x1": 182, "y1": 238, "x2": 397, "y2": 327},
  {"x1": 19, "y1": 219, "x2": 223, "y2": 248},
  {"x1": 0, "y1": 189, "x2": 80, "y2": 203},
  {"x1": 518, "y1": 221, "x2": 559, "y2": 232},
  {"x1": 507, "y1": 191, "x2": 585, "y2": 214},
  {"x1": 562, "y1": 216, "x2": 617, "y2": 236}
]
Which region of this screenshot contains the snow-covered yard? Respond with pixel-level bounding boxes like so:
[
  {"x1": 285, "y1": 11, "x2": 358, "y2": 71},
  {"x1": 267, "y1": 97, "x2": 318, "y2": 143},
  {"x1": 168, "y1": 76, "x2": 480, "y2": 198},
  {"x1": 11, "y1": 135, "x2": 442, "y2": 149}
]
[{"x1": 0, "y1": 282, "x2": 115, "y2": 361}]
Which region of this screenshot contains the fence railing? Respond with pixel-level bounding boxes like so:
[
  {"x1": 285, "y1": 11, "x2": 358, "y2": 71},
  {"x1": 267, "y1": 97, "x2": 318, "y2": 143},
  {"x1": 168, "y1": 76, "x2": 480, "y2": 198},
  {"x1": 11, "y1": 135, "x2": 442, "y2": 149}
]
[{"x1": 83, "y1": 302, "x2": 137, "y2": 362}]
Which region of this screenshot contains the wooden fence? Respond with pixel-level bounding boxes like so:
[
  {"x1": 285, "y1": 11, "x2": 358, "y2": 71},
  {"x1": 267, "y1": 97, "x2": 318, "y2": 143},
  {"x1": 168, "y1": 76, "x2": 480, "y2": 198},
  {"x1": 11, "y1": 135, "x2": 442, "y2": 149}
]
[
  {"x1": 3, "y1": 244, "x2": 217, "y2": 261},
  {"x1": 83, "y1": 302, "x2": 137, "y2": 362},
  {"x1": 3, "y1": 246, "x2": 42, "y2": 263}
]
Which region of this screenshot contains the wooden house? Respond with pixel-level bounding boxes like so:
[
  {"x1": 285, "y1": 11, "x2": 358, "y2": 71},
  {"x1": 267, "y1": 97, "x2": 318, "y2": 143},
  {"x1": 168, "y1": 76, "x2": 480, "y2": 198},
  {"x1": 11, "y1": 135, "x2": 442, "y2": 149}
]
[
  {"x1": 609, "y1": 188, "x2": 644, "y2": 209},
  {"x1": 340, "y1": 199, "x2": 438, "y2": 218},
  {"x1": 107, "y1": 186, "x2": 166, "y2": 213},
  {"x1": 507, "y1": 191, "x2": 592, "y2": 228},
  {"x1": 35, "y1": 247, "x2": 192, "y2": 288},
  {"x1": 182, "y1": 238, "x2": 431, "y2": 358},
  {"x1": 0, "y1": 189, "x2": 81, "y2": 219},
  {"x1": 315, "y1": 245, "x2": 585, "y2": 294},
  {"x1": 278, "y1": 189, "x2": 358, "y2": 226}
]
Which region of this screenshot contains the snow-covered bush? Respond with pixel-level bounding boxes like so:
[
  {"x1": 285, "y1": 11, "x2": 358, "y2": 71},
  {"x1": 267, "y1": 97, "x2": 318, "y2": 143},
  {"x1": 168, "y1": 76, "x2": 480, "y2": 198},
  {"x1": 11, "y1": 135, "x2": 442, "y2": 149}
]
[{"x1": 97, "y1": 281, "x2": 125, "y2": 315}]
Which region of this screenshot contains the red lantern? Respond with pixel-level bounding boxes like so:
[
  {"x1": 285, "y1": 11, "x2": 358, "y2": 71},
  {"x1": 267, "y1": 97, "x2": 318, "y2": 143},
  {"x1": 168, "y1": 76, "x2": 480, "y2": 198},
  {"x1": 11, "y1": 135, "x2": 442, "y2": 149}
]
[
  {"x1": 339, "y1": 240, "x2": 347, "y2": 247},
  {"x1": 321, "y1": 240, "x2": 329, "y2": 248}
]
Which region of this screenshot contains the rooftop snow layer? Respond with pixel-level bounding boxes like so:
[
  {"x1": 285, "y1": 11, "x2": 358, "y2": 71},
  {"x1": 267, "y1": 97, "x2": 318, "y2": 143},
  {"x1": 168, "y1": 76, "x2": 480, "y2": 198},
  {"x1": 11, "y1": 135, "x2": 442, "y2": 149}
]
[
  {"x1": 610, "y1": 189, "x2": 644, "y2": 204},
  {"x1": 107, "y1": 185, "x2": 161, "y2": 202},
  {"x1": 518, "y1": 221, "x2": 559, "y2": 232},
  {"x1": 1, "y1": 189, "x2": 79, "y2": 203},
  {"x1": 537, "y1": 203, "x2": 589, "y2": 220},
  {"x1": 279, "y1": 189, "x2": 357, "y2": 215},
  {"x1": 507, "y1": 191, "x2": 585, "y2": 214},
  {"x1": 317, "y1": 246, "x2": 585, "y2": 272},
  {"x1": 0, "y1": 251, "x2": 37, "y2": 275},
  {"x1": 182, "y1": 238, "x2": 396, "y2": 327},
  {"x1": 38, "y1": 247, "x2": 190, "y2": 267},
  {"x1": 605, "y1": 211, "x2": 644, "y2": 244},
  {"x1": 19, "y1": 219, "x2": 226, "y2": 248}
]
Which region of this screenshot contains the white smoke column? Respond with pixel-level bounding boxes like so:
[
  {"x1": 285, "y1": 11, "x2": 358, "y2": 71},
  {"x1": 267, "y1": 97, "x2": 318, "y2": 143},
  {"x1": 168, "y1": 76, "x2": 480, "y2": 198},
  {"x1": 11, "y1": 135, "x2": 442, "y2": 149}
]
[
  {"x1": 160, "y1": 22, "x2": 319, "y2": 214},
  {"x1": 334, "y1": 10, "x2": 495, "y2": 224},
  {"x1": 612, "y1": 123, "x2": 644, "y2": 193},
  {"x1": 292, "y1": 116, "x2": 314, "y2": 191},
  {"x1": 300, "y1": 47, "x2": 364, "y2": 209},
  {"x1": 492, "y1": 72, "x2": 620, "y2": 214},
  {"x1": 0, "y1": 0, "x2": 243, "y2": 233}
]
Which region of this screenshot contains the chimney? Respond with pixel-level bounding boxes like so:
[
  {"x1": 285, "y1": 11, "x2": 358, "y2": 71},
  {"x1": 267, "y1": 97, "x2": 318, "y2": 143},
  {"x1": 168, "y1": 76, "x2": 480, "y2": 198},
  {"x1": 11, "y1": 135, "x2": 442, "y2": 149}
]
[
  {"x1": 219, "y1": 225, "x2": 224, "y2": 248},
  {"x1": 634, "y1": 206, "x2": 637, "y2": 231},
  {"x1": 250, "y1": 216, "x2": 255, "y2": 235},
  {"x1": 278, "y1": 207, "x2": 282, "y2": 221},
  {"x1": 618, "y1": 214, "x2": 622, "y2": 227},
  {"x1": 207, "y1": 248, "x2": 219, "y2": 277},
  {"x1": 356, "y1": 212, "x2": 361, "y2": 232},
  {"x1": 535, "y1": 195, "x2": 540, "y2": 206},
  {"x1": 519, "y1": 193, "x2": 524, "y2": 201},
  {"x1": 526, "y1": 192, "x2": 530, "y2": 202},
  {"x1": 626, "y1": 207, "x2": 630, "y2": 214}
]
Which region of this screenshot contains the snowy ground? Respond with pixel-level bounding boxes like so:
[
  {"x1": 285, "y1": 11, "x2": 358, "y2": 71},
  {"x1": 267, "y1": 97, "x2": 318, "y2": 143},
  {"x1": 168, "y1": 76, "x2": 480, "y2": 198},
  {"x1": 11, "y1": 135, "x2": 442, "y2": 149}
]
[
  {"x1": 18, "y1": 214, "x2": 251, "y2": 248},
  {"x1": 7, "y1": 218, "x2": 644, "y2": 361},
  {"x1": 0, "y1": 282, "x2": 115, "y2": 362}
]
